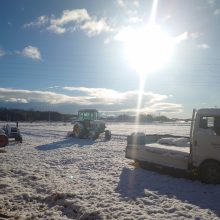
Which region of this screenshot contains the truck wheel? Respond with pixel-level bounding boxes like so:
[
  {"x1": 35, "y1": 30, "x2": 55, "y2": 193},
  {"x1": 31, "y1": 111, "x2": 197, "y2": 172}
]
[
  {"x1": 73, "y1": 124, "x2": 84, "y2": 138},
  {"x1": 200, "y1": 161, "x2": 220, "y2": 184},
  {"x1": 105, "y1": 130, "x2": 111, "y2": 141},
  {"x1": 0, "y1": 134, "x2": 8, "y2": 147}
]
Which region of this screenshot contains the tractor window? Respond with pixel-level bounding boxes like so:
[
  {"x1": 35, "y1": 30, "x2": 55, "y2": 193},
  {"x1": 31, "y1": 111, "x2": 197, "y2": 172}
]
[
  {"x1": 83, "y1": 112, "x2": 91, "y2": 120},
  {"x1": 90, "y1": 112, "x2": 98, "y2": 120},
  {"x1": 78, "y1": 111, "x2": 98, "y2": 120},
  {"x1": 78, "y1": 112, "x2": 84, "y2": 120}
]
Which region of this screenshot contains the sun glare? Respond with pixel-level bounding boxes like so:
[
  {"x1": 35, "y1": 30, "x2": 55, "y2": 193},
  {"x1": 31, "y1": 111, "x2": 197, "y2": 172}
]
[{"x1": 123, "y1": 25, "x2": 174, "y2": 75}]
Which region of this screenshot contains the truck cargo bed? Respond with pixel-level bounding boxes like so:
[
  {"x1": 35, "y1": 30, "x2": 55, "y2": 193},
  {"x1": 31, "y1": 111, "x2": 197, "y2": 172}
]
[{"x1": 126, "y1": 134, "x2": 190, "y2": 170}]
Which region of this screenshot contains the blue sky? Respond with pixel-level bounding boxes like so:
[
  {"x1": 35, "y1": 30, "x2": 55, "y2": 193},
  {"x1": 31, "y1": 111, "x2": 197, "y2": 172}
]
[{"x1": 0, "y1": 0, "x2": 220, "y2": 118}]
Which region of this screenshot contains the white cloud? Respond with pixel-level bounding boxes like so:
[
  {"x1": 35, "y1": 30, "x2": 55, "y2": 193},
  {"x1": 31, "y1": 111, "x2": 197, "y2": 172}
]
[
  {"x1": 23, "y1": 15, "x2": 49, "y2": 28},
  {"x1": 133, "y1": 0, "x2": 140, "y2": 7},
  {"x1": 52, "y1": 9, "x2": 91, "y2": 26},
  {"x1": 0, "y1": 48, "x2": 5, "y2": 57},
  {"x1": 190, "y1": 32, "x2": 202, "y2": 39},
  {"x1": 197, "y1": 44, "x2": 210, "y2": 49},
  {"x1": 5, "y1": 98, "x2": 28, "y2": 104},
  {"x1": 0, "y1": 88, "x2": 89, "y2": 105},
  {"x1": 146, "y1": 103, "x2": 183, "y2": 114},
  {"x1": 47, "y1": 9, "x2": 91, "y2": 34},
  {"x1": 128, "y1": 16, "x2": 143, "y2": 23},
  {"x1": 62, "y1": 86, "x2": 182, "y2": 114},
  {"x1": 207, "y1": 0, "x2": 216, "y2": 7},
  {"x1": 80, "y1": 18, "x2": 113, "y2": 36},
  {"x1": 47, "y1": 25, "x2": 66, "y2": 34},
  {"x1": 117, "y1": 0, "x2": 126, "y2": 7},
  {"x1": 24, "y1": 9, "x2": 113, "y2": 37},
  {"x1": 20, "y1": 46, "x2": 42, "y2": 60},
  {"x1": 175, "y1": 32, "x2": 189, "y2": 43},
  {"x1": 214, "y1": 8, "x2": 220, "y2": 15},
  {"x1": 65, "y1": 86, "x2": 165, "y2": 106},
  {"x1": 0, "y1": 87, "x2": 182, "y2": 115},
  {"x1": 48, "y1": 86, "x2": 60, "y2": 89},
  {"x1": 63, "y1": 86, "x2": 125, "y2": 104},
  {"x1": 116, "y1": 0, "x2": 140, "y2": 8}
]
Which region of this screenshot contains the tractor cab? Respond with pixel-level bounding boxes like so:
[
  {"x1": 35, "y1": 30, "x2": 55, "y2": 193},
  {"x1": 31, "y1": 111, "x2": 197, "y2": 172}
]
[{"x1": 78, "y1": 109, "x2": 98, "y2": 121}]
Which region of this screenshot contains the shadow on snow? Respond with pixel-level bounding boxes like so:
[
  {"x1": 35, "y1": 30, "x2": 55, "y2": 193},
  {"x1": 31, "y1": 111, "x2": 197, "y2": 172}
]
[
  {"x1": 116, "y1": 167, "x2": 220, "y2": 217},
  {"x1": 35, "y1": 138, "x2": 94, "y2": 151}
]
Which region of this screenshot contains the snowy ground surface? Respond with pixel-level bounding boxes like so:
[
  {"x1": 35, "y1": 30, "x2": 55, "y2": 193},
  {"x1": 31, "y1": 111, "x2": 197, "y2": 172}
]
[{"x1": 1, "y1": 122, "x2": 220, "y2": 220}]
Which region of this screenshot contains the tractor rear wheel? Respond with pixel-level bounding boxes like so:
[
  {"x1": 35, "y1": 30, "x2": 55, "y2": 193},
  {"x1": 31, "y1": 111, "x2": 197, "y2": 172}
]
[
  {"x1": 0, "y1": 134, "x2": 8, "y2": 147},
  {"x1": 73, "y1": 124, "x2": 84, "y2": 138}
]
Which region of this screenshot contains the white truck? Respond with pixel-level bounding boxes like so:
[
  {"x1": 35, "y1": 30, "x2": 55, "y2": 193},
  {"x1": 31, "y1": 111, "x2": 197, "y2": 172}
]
[{"x1": 126, "y1": 108, "x2": 220, "y2": 184}]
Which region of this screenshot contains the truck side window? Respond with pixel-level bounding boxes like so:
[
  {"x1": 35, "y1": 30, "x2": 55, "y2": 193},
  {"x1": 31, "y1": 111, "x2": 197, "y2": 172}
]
[
  {"x1": 199, "y1": 117, "x2": 208, "y2": 129},
  {"x1": 199, "y1": 116, "x2": 216, "y2": 135}
]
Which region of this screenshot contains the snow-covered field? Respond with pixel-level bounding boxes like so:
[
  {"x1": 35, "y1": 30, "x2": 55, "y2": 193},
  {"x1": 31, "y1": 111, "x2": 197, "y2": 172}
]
[{"x1": 1, "y1": 122, "x2": 220, "y2": 220}]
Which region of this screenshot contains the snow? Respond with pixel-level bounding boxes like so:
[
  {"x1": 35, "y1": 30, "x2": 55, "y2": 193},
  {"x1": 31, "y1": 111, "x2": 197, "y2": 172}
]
[
  {"x1": 140, "y1": 143, "x2": 190, "y2": 156},
  {"x1": 157, "y1": 137, "x2": 190, "y2": 147},
  {"x1": 1, "y1": 122, "x2": 220, "y2": 219}
]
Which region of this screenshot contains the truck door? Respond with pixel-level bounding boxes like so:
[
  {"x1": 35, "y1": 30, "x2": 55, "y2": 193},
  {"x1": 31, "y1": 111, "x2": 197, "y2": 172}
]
[{"x1": 193, "y1": 116, "x2": 220, "y2": 165}]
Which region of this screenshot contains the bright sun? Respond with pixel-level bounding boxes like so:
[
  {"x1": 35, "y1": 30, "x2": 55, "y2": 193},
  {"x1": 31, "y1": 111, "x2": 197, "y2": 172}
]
[{"x1": 122, "y1": 25, "x2": 174, "y2": 75}]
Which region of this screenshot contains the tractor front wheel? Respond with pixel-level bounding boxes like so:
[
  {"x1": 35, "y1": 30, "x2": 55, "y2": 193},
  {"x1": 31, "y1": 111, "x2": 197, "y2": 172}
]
[{"x1": 73, "y1": 124, "x2": 84, "y2": 138}]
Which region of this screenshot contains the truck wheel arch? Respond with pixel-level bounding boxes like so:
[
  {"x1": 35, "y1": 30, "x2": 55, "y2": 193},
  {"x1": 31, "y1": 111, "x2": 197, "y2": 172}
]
[{"x1": 199, "y1": 159, "x2": 220, "y2": 184}]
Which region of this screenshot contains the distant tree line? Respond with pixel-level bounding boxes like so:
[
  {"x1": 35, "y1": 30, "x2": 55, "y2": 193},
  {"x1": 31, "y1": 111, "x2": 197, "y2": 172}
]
[
  {"x1": 103, "y1": 113, "x2": 174, "y2": 122},
  {"x1": 0, "y1": 108, "x2": 186, "y2": 123},
  {"x1": 0, "y1": 108, "x2": 73, "y2": 122}
]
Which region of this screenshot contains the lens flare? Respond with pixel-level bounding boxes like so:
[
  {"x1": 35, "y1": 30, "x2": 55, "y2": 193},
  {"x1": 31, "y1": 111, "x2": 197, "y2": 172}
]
[{"x1": 121, "y1": 0, "x2": 175, "y2": 130}]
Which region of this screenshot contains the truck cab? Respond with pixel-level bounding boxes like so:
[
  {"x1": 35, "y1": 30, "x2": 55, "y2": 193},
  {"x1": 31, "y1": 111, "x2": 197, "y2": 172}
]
[{"x1": 190, "y1": 109, "x2": 220, "y2": 182}]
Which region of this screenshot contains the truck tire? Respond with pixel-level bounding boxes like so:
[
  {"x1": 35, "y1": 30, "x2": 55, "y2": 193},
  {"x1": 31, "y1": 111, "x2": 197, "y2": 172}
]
[
  {"x1": 73, "y1": 123, "x2": 84, "y2": 138},
  {"x1": 105, "y1": 130, "x2": 111, "y2": 141},
  {"x1": 0, "y1": 134, "x2": 8, "y2": 147},
  {"x1": 200, "y1": 160, "x2": 220, "y2": 184}
]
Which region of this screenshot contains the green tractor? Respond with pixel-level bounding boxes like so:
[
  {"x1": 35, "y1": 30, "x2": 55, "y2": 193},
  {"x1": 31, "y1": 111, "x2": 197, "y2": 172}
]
[{"x1": 72, "y1": 109, "x2": 111, "y2": 141}]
